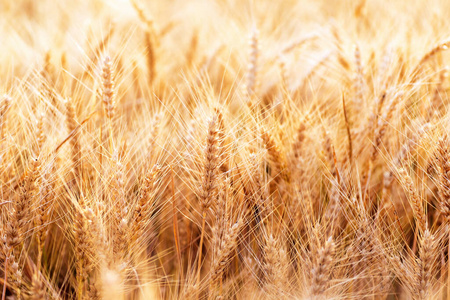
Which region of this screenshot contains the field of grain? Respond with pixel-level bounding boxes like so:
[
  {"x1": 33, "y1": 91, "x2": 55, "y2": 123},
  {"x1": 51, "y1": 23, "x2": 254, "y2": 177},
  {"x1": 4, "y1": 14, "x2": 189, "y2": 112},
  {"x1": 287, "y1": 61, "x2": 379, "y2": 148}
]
[{"x1": 2, "y1": 0, "x2": 450, "y2": 299}]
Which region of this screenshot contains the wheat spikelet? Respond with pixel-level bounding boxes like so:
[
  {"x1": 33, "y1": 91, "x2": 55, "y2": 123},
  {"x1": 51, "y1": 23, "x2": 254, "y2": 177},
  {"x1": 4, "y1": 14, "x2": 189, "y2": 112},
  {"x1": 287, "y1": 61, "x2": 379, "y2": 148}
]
[
  {"x1": 381, "y1": 123, "x2": 430, "y2": 209},
  {"x1": 101, "y1": 56, "x2": 115, "y2": 121},
  {"x1": 246, "y1": 27, "x2": 260, "y2": 97},
  {"x1": 6, "y1": 157, "x2": 41, "y2": 251},
  {"x1": 196, "y1": 114, "x2": 220, "y2": 288},
  {"x1": 65, "y1": 98, "x2": 83, "y2": 184},
  {"x1": 427, "y1": 67, "x2": 448, "y2": 121},
  {"x1": 412, "y1": 39, "x2": 450, "y2": 80},
  {"x1": 281, "y1": 33, "x2": 318, "y2": 54},
  {"x1": 130, "y1": 164, "x2": 161, "y2": 248},
  {"x1": 210, "y1": 176, "x2": 228, "y2": 257},
  {"x1": 262, "y1": 129, "x2": 289, "y2": 187},
  {"x1": 438, "y1": 135, "x2": 450, "y2": 219},
  {"x1": 88, "y1": 282, "x2": 102, "y2": 300},
  {"x1": 249, "y1": 153, "x2": 268, "y2": 226},
  {"x1": 110, "y1": 150, "x2": 128, "y2": 264},
  {"x1": 6, "y1": 255, "x2": 23, "y2": 298},
  {"x1": 131, "y1": 0, "x2": 157, "y2": 87},
  {"x1": 262, "y1": 234, "x2": 290, "y2": 297},
  {"x1": 321, "y1": 129, "x2": 337, "y2": 179},
  {"x1": 35, "y1": 160, "x2": 55, "y2": 266},
  {"x1": 292, "y1": 121, "x2": 306, "y2": 161},
  {"x1": 416, "y1": 229, "x2": 436, "y2": 299},
  {"x1": 0, "y1": 95, "x2": 12, "y2": 145},
  {"x1": 370, "y1": 91, "x2": 403, "y2": 163},
  {"x1": 214, "y1": 106, "x2": 228, "y2": 173},
  {"x1": 209, "y1": 221, "x2": 241, "y2": 296},
  {"x1": 31, "y1": 272, "x2": 47, "y2": 300},
  {"x1": 309, "y1": 236, "x2": 335, "y2": 298},
  {"x1": 396, "y1": 167, "x2": 427, "y2": 233},
  {"x1": 353, "y1": 44, "x2": 364, "y2": 108},
  {"x1": 199, "y1": 115, "x2": 219, "y2": 211}
]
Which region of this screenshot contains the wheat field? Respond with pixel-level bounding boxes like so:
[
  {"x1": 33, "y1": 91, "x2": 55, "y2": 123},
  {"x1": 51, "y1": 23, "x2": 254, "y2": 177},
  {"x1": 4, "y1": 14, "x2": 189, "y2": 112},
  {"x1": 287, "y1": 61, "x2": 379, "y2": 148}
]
[{"x1": 2, "y1": 0, "x2": 450, "y2": 299}]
